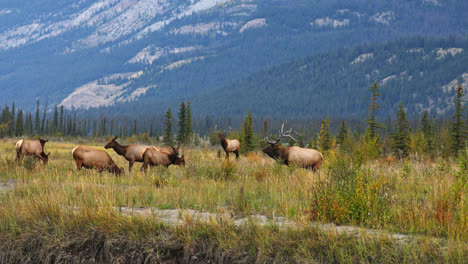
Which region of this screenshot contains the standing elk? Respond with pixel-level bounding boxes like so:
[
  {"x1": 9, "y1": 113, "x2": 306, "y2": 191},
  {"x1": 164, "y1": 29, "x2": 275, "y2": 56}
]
[
  {"x1": 105, "y1": 136, "x2": 178, "y2": 172},
  {"x1": 72, "y1": 145, "x2": 124, "y2": 175},
  {"x1": 217, "y1": 129, "x2": 240, "y2": 160},
  {"x1": 140, "y1": 147, "x2": 185, "y2": 173},
  {"x1": 263, "y1": 123, "x2": 322, "y2": 171},
  {"x1": 15, "y1": 137, "x2": 50, "y2": 164}
]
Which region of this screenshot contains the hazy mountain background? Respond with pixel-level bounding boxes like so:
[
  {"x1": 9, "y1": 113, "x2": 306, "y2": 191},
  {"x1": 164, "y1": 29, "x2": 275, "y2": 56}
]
[{"x1": 1, "y1": 0, "x2": 467, "y2": 117}]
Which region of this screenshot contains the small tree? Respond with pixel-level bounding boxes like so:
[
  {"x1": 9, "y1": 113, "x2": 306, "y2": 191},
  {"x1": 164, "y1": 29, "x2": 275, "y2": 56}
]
[
  {"x1": 177, "y1": 101, "x2": 186, "y2": 144},
  {"x1": 337, "y1": 120, "x2": 348, "y2": 147},
  {"x1": 421, "y1": 110, "x2": 433, "y2": 154},
  {"x1": 392, "y1": 102, "x2": 410, "y2": 158},
  {"x1": 185, "y1": 101, "x2": 193, "y2": 144},
  {"x1": 318, "y1": 117, "x2": 332, "y2": 152},
  {"x1": 34, "y1": 99, "x2": 40, "y2": 134},
  {"x1": 366, "y1": 81, "x2": 385, "y2": 139},
  {"x1": 241, "y1": 110, "x2": 254, "y2": 152},
  {"x1": 15, "y1": 109, "x2": 24, "y2": 136},
  {"x1": 163, "y1": 108, "x2": 174, "y2": 146},
  {"x1": 450, "y1": 84, "x2": 466, "y2": 156}
]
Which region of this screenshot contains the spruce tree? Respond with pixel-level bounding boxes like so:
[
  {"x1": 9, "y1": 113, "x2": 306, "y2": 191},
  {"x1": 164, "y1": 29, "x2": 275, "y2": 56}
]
[
  {"x1": 242, "y1": 110, "x2": 254, "y2": 152},
  {"x1": 41, "y1": 101, "x2": 47, "y2": 134},
  {"x1": 421, "y1": 110, "x2": 433, "y2": 153},
  {"x1": 15, "y1": 109, "x2": 24, "y2": 136},
  {"x1": 35, "y1": 99, "x2": 40, "y2": 133},
  {"x1": 59, "y1": 105, "x2": 64, "y2": 133},
  {"x1": 392, "y1": 102, "x2": 410, "y2": 158},
  {"x1": 53, "y1": 105, "x2": 58, "y2": 133},
  {"x1": 318, "y1": 117, "x2": 332, "y2": 152},
  {"x1": 450, "y1": 84, "x2": 467, "y2": 156},
  {"x1": 337, "y1": 120, "x2": 348, "y2": 146},
  {"x1": 185, "y1": 101, "x2": 193, "y2": 144},
  {"x1": 25, "y1": 112, "x2": 33, "y2": 135},
  {"x1": 163, "y1": 108, "x2": 174, "y2": 146},
  {"x1": 366, "y1": 81, "x2": 385, "y2": 139},
  {"x1": 10, "y1": 103, "x2": 15, "y2": 136},
  {"x1": 177, "y1": 101, "x2": 186, "y2": 144}
]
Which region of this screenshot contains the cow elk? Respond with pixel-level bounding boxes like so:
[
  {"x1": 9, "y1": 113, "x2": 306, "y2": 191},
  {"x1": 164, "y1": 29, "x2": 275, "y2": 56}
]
[
  {"x1": 15, "y1": 137, "x2": 50, "y2": 164},
  {"x1": 218, "y1": 129, "x2": 240, "y2": 160},
  {"x1": 140, "y1": 146, "x2": 185, "y2": 173},
  {"x1": 72, "y1": 145, "x2": 124, "y2": 175},
  {"x1": 263, "y1": 123, "x2": 322, "y2": 171},
  {"x1": 104, "y1": 136, "x2": 151, "y2": 172}
]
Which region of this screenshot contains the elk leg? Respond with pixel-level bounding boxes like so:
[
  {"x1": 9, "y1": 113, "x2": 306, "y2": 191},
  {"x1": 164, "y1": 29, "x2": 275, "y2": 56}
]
[
  {"x1": 16, "y1": 152, "x2": 21, "y2": 163},
  {"x1": 129, "y1": 161, "x2": 134, "y2": 172},
  {"x1": 140, "y1": 162, "x2": 147, "y2": 173},
  {"x1": 234, "y1": 150, "x2": 239, "y2": 159},
  {"x1": 225, "y1": 151, "x2": 229, "y2": 160},
  {"x1": 76, "y1": 161, "x2": 82, "y2": 170}
]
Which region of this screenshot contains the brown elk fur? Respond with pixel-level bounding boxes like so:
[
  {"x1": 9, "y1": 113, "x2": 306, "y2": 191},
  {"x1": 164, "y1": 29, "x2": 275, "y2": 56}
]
[
  {"x1": 262, "y1": 145, "x2": 322, "y2": 171},
  {"x1": 72, "y1": 145, "x2": 123, "y2": 175},
  {"x1": 140, "y1": 147, "x2": 185, "y2": 173},
  {"x1": 15, "y1": 138, "x2": 50, "y2": 164},
  {"x1": 104, "y1": 136, "x2": 150, "y2": 172},
  {"x1": 218, "y1": 134, "x2": 240, "y2": 160}
]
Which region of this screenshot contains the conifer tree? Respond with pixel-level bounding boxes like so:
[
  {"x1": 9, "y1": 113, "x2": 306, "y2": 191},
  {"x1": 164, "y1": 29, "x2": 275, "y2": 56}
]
[
  {"x1": 185, "y1": 101, "x2": 193, "y2": 144},
  {"x1": 242, "y1": 110, "x2": 254, "y2": 152},
  {"x1": 59, "y1": 105, "x2": 64, "y2": 132},
  {"x1": 177, "y1": 101, "x2": 186, "y2": 144},
  {"x1": 337, "y1": 120, "x2": 348, "y2": 146},
  {"x1": 25, "y1": 112, "x2": 33, "y2": 135},
  {"x1": 318, "y1": 117, "x2": 332, "y2": 151},
  {"x1": 53, "y1": 105, "x2": 58, "y2": 133},
  {"x1": 392, "y1": 102, "x2": 410, "y2": 158},
  {"x1": 450, "y1": 84, "x2": 467, "y2": 156},
  {"x1": 132, "y1": 120, "x2": 137, "y2": 136},
  {"x1": 10, "y1": 103, "x2": 15, "y2": 136},
  {"x1": 35, "y1": 99, "x2": 40, "y2": 133},
  {"x1": 366, "y1": 81, "x2": 385, "y2": 139},
  {"x1": 41, "y1": 101, "x2": 47, "y2": 134},
  {"x1": 15, "y1": 109, "x2": 24, "y2": 136},
  {"x1": 421, "y1": 110, "x2": 433, "y2": 153},
  {"x1": 163, "y1": 108, "x2": 174, "y2": 146}
]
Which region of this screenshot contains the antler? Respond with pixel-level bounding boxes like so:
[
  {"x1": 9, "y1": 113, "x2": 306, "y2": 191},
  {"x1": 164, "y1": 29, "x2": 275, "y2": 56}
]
[{"x1": 264, "y1": 123, "x2": 301, "y2": 145}]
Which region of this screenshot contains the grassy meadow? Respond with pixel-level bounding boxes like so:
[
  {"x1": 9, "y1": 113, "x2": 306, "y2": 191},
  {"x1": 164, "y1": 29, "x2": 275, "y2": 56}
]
[{"x1": 0, "y1": 137, "x2": 467, "y2": 263}]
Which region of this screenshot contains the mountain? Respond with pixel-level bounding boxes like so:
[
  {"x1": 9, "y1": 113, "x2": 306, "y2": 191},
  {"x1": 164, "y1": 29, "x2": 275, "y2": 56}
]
[{"x1": 1, "y1": 0, "x2": 468, "y2": 116}]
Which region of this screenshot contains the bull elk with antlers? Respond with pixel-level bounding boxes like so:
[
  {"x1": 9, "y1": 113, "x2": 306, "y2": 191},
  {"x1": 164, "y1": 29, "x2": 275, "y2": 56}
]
[{"x1": 263, "y1": 123, "x2": 322, "y2": 171}]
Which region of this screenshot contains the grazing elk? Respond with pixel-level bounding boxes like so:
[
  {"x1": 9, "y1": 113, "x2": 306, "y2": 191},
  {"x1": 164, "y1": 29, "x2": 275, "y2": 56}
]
[
  {"x1": 217, "y1": 130, "x2": 240, "y2": 160},
  {"x1": 263, "y1": 124, "x2": 322, "y2": 171},
  {"x1": 140, "y1": 147, "x2": 185, "y2": 173},
  {"x1": 15, "y1": 137, "x2": 50, "y2": 164},
  {"x1": 72, "y1": 145, "x2": 124, "y2": 175}
]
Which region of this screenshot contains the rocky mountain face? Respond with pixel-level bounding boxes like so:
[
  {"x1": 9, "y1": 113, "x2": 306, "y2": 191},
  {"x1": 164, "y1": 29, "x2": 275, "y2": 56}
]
[{"x1": 1, "y1": 0, "x2": 467, "y2": 116}]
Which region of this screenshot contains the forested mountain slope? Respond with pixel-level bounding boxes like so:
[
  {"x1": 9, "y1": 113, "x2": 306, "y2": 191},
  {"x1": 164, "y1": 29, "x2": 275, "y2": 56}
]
[{"x1": 1, "y1": 0, "x2": 467, "y2": 114}]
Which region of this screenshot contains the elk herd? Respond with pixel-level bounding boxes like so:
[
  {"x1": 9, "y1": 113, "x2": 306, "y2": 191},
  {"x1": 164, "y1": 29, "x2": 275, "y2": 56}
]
[{"x1": 14, "y1": 123, "x2": 322, "y2": 175}]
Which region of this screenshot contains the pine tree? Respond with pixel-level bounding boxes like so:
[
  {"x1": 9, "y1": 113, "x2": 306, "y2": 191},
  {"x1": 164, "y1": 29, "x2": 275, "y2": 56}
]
[
  {"x1": 15, "y1": 109, "x2": 24, "y2": 136},
  {"x1": 450, "y1": 84, "x2": 467, "y2": 156},
  {"x1": 34, "y1": 99, "x2": 40, "y2": 133},
  {"x1": 10, "y1": 103, "x2": 15, "y2": 136},
  {"x1": 421, "y1": 110, "x2": 433, "y2": 153},
  {"x1": 337, "y1": 120, "x2": 348, "y2": 146},
  {"x1": 25, "y1": 112, "x2": 33, "y2": 135},
  {"x1": 242, "y1": 110, "x2": 254, "y2": 152},
  {"x1": 177, "y1": 101, "x2": 186, "y2": 144},
  {"x1": 318, "y1": 117, "x2": 332, "y2": 152},
  {"x1": 185, "y1": 101, "x2": 193, "y2": 144},
  {"x1": 392, "y1": 102, "x2": 410, "y2": 158},
  {"x1": 132, "y1": 119, "x2": 137, "y2": 136},
  {"x1": 163, "y1": 108, "x2": 174, "y2": 146},
  {"x1": 59, "y1": 105, "x2": 64, "y2": 133},
  {"x1": 366, "y1": 81, "x2": 385, "y2": 139},
  {"x1": 41, "y1": 101, "x2": 47, "y2": 134},
  {"x1": 53, "y1": 105, "x2": 58, "y2": 134}
]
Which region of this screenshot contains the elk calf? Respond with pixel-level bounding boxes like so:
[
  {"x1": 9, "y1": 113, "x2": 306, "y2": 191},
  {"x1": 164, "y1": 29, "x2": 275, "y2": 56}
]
[
  {"x1": 263, "y1": 123, "x2": 322, "y2": 171},
  {"x1": 72, "y1": 145, "x2": 124, "y2": 175},
  {"x1": 15, "y1": 137, "x2": 50, "y2": 164},
  {"x1": 218, "y1": 133, "x2": 240, "y2": 160},
  {"x1": 140, "y1": 147, "x2": 185, "y2": 173}
]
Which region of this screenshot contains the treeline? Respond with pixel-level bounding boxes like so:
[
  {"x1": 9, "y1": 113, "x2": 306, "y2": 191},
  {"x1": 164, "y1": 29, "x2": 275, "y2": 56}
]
[{"x1": 1, "y1": 81, "x2": 467, "y2": 159}]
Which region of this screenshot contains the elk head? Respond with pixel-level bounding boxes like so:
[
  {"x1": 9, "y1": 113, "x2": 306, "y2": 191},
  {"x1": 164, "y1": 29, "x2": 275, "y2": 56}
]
[
  {"x1": 262, "y1": 123, "x2": 300, "y2": 159},
  {"x1": 175, "y1": 155, "x2": 185, "y2": 166},
  {"x1": 41, "y1": 152, "x2": 51, "y2": 164},
  {"x1": 105, "y1": 136, "x2": 118, "y2": 149}
]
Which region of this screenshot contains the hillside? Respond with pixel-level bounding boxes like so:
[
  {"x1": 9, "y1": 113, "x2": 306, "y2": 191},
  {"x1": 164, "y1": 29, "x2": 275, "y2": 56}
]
[
  {"x1": 106, "y1": 36, "x2": 468, "y2": 118},
  {"x1": 1, "y1": 0, "x2": 468, "y2": 113}
]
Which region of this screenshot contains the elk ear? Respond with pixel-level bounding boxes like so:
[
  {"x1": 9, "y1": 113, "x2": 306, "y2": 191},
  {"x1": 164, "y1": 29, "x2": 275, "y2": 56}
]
[
  {"x1": 113, "y1": 136, "x2": 118, "y2": 141},
  {"x1": 44, "y1": 139, "x2": 49, "y2": 142},
  {"x1": 47, "y1": 152, "x2": 51, "y2": 156}
]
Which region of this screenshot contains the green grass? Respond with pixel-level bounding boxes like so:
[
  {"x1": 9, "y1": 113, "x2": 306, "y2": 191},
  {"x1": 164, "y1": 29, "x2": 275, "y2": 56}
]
[{"x1": 0, "y1": 138, "x2": 466, "y2": 263}]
